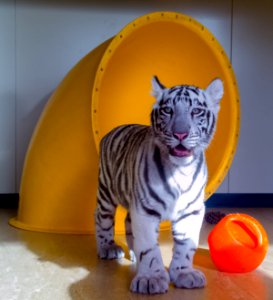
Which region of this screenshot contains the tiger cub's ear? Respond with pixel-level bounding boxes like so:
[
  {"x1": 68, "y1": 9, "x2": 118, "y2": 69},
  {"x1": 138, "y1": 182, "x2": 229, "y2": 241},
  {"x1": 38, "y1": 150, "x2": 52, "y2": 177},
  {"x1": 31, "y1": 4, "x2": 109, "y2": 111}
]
[
  {"x1": 205, "y1": 78, "x2": 224, "y2": 106},
  {"x1": 151, "y1": 76, "x2": 166, "y2": 101}
]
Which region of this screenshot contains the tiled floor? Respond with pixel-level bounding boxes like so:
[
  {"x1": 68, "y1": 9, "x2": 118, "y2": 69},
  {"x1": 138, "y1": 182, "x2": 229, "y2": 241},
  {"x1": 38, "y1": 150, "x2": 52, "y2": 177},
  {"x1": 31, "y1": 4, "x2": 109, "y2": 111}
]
[{"x1": 1, "y1": 207, "x2": 273, "y2": 300}]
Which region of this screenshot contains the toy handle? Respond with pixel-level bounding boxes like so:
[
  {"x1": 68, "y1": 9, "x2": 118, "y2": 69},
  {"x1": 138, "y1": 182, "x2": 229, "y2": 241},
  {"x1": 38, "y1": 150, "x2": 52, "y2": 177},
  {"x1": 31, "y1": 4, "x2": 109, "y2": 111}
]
[{"x1": 226, "y1": 214, "x2": 266, "y2": 249}]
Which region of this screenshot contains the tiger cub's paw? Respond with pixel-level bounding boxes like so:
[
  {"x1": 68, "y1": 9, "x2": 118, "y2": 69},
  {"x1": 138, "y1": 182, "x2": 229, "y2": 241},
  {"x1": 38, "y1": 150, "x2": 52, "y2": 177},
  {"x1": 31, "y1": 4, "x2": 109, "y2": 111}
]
[
  {"x1": 129, "y1": 249, "x2": 136, "y2": 263},
  {"x1": 170, "y1": 267, "x2": 206, "y2": 289},
  {"x1": 130, "y1": 269, "x2": 170, "y2": 294},
  {"x1": 98, "y1": 244, "x2": 125, "y2": 260}
]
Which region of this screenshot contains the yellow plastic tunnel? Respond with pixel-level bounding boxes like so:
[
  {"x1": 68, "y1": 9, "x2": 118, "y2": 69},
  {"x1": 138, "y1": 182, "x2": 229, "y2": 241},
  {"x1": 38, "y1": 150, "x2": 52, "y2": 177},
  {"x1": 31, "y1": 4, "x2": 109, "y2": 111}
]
[{"x1": 10, "y1": 12, "x2": 240, "y2": 234}]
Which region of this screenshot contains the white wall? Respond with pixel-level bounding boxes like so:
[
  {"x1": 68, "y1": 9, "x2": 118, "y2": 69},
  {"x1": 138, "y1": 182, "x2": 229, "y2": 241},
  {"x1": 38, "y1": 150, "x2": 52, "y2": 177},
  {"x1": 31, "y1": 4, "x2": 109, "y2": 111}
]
[
  {"x1": 231, "y1": 0, "x2": 273, "y2": 193},
  {"x1": 0, "y1": 0, "x2": 15, "y2": 192},
  {"x1": 0, "y1": 0, "x2": 272, "y2": 194}
]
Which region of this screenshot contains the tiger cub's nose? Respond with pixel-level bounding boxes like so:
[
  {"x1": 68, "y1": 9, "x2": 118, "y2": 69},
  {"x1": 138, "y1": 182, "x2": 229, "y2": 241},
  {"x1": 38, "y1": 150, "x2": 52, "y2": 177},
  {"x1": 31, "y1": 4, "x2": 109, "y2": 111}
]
[{"x1": 173, "y1": 132, "x2": 189, "y2": 141}]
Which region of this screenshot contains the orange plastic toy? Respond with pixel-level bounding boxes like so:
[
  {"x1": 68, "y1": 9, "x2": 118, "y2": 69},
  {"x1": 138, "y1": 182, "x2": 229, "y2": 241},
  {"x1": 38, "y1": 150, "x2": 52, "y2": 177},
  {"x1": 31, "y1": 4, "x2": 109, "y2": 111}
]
[{"x1": 208, "y1": 213, "x2": 269, "y2": 273}]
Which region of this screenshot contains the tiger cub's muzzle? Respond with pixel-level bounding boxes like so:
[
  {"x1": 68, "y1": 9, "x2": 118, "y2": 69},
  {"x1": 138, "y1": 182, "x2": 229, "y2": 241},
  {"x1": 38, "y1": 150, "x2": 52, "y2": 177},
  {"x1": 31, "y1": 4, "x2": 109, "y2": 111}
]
[{"x1": 169, "y1": 131, "x2": 193, "y2": 157}]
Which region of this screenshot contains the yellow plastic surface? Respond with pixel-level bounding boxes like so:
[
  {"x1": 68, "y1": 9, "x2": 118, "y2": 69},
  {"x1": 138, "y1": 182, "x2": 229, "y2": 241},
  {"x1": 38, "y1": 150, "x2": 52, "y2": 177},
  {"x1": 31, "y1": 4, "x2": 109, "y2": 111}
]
[
  {"x1": 10, "y1": 12, "x2": 240, "y2": 234},
  {"x1": 10, "y1": 40, "x2": 112, "y2": 234}
]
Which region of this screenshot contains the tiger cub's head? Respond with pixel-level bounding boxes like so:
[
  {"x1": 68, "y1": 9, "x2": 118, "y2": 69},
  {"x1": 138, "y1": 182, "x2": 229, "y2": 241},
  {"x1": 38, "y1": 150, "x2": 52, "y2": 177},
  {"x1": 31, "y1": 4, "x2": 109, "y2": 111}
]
[{"x1": 151, "y1": 76, "x2": 223, "y2": 159}]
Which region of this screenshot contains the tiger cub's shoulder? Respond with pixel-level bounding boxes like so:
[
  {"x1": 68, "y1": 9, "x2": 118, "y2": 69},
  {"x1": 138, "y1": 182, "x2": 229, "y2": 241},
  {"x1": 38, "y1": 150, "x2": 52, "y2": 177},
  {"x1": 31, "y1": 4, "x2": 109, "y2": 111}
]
[{"x1": 101, "y1": 124, "x2": 150, "y2": 147}]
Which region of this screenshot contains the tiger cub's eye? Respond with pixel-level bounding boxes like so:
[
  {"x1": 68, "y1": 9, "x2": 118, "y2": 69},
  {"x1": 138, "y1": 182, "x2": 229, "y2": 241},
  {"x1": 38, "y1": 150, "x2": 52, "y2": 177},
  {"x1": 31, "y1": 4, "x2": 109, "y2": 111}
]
[
  {"x1": 192, "y1": 108, "x2": 203, "y2": 115},
  {"x1": 161, "y1": 107, "x2": 173, "y2": 114}
]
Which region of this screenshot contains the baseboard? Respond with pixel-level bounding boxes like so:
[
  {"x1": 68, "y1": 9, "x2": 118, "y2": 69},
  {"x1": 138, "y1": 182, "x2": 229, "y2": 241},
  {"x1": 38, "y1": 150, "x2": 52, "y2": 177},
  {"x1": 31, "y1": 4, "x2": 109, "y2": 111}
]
[
  {"x1": 206, "y1": 193, "x2": 273, "y2": 207},
  {"x1": 1, "y1": 193, "x2": 273, "y2": 209},
  {"x1": 0, "y1": 194, "x2": 19, "y2": 208}
]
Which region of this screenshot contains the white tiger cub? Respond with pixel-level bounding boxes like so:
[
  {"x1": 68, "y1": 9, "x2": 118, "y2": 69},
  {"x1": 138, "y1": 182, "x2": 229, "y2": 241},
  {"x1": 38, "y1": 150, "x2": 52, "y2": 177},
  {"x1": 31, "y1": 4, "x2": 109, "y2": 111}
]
[{"x1": 95, "y1": 76, "x2": 223, "y2": 294}]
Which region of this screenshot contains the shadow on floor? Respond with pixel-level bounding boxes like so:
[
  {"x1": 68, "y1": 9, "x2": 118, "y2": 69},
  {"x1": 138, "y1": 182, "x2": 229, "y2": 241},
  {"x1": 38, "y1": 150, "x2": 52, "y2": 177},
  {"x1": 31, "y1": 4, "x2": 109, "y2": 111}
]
[{"x1": 16, "y1": 215, "x2": 273, "y2": 300}]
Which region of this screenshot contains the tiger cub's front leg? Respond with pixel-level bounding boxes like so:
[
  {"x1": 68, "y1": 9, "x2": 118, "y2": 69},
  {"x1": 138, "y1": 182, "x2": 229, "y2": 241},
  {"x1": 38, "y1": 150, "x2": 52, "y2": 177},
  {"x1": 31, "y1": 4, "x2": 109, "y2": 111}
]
[
  {"x1": 95, "y1": 206, "x2": 125, "y2": 259},
  {"x1": 169, "y1": 205, "x2": 206, "y2": 289},
  {"x1": 130, "y1": 212, "x2": 170, "y2": 294}
]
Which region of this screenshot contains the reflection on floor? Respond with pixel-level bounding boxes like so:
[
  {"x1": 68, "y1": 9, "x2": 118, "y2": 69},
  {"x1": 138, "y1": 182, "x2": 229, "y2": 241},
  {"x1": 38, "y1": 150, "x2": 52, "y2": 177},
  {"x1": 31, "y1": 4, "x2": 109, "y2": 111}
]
[{"x1": 1, "y1": 208, "x2": 273, "y2": 299}]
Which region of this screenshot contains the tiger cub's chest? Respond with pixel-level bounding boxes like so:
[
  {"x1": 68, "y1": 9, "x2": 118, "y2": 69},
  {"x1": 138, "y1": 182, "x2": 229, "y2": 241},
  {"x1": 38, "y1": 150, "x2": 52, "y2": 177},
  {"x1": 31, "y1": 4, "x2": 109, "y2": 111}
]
[{"x1": 163, "y1": 157, "x2": 207, "y2": 219}]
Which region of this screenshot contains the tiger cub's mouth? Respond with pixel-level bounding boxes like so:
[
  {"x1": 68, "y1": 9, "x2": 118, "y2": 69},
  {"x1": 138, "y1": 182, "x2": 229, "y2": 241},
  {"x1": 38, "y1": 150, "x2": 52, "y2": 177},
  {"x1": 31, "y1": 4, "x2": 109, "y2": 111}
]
[{"x1": 170, "y1": 144, "x2": 193, "y2": 157}]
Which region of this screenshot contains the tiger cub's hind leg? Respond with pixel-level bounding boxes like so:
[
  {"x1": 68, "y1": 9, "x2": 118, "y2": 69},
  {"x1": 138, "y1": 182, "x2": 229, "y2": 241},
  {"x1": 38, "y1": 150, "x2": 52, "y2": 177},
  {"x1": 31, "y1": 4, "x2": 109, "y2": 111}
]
[
  {"x1": 95, "y1": 184, "x2": 124, "y2": 260},
  {"x1": 125, "y1": 213, "x2": 136, "y2": 262}
]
